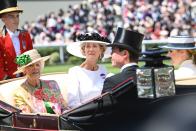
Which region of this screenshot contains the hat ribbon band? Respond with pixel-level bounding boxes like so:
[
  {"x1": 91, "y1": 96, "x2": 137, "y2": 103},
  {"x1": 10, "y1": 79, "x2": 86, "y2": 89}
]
[{"x1": 168, "y1": 43, "x2": 195, "y2": 48}]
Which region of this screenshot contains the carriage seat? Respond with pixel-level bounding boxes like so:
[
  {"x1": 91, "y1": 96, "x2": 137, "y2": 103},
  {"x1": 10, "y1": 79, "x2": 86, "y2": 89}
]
[
  {"x1": 175, "y1": 76, "x2": 196, "y2": 94},
  {"x1": 175, "y1": 75, "x2": 196, "y2": 85}
]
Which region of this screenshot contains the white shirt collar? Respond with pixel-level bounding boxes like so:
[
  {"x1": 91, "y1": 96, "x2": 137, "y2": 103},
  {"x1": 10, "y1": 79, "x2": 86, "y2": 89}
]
[
  {"x1": 180, "y1": 59, "x2": 194, "y2": 68},
  {"x1": 6, "y1": 28, "x2": 21, "y2": 56},
  {"x1": 120, "y1": 63, "x2": 137, "y2": 72},
  {"x1": 6, "y1": 28, "x2": 19, "y2": 37}
]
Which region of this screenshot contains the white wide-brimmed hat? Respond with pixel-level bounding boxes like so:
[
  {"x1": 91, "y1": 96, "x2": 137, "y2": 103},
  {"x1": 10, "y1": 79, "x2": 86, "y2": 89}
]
[
  {"x1": 161, "y1": 35, "x2": 196, "y2": 50},
  {"x1": 66, "y1": 33, "x2": 112, "y2": 59},
  {"x1": 14, "y1": 49, "x2": 50, "y2": 74}
]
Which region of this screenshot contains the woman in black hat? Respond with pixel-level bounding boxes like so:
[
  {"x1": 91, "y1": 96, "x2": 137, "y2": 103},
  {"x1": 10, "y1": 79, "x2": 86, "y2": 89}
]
[
  {"x1": 66, "y1": 32, "x2": 111, "y2": 108},
  {"x1": 0, "y1": 0, "x2": 33, "y2": 80},
  {"x1": 161, "y1": 35, "x2": 196, "y2": 79},
  {"x1": 102, "y1": 27, "x2": 144, "y2": 99}
]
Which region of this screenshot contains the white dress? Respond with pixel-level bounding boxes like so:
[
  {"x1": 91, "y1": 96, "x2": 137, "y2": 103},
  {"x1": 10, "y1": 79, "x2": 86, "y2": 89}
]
[
  {"x1": 175, "y1": 60, "x2": 196, "y2": 79},
  {"x1": 67, "y1": 65, "x2": 107, "y2": 108}
]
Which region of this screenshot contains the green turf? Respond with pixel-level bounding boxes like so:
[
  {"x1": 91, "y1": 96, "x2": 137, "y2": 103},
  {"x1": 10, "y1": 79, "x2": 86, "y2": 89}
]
[
  {"x1": 43, "y1": 60, "x2": 172, "y2": 74},
  {"x1": 43, "y1": 64, "x2": 73, "y2": 74},
  {"x1": 43, "y1": 63, "x2": 120, "y2": 74}
]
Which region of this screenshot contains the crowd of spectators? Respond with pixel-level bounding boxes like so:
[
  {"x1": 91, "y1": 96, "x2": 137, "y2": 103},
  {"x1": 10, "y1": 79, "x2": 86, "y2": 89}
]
[{"x1": 22, "y1": 0, "x2": 196, "y2": 45}]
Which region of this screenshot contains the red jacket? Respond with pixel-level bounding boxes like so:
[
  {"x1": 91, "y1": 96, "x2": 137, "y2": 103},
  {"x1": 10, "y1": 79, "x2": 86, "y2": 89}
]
[
  {"x1": 0, "y1": 30, "x2": 33, "y2": 80},
  {"x1": 0, "y1": 39, "x2": 6, "y2": 80}
]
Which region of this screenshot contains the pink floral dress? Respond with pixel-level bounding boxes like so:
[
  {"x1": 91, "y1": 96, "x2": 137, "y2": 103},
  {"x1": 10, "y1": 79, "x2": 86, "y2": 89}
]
[{"x1": 14, "y1": 80, "x2": 67, "y2": 114}]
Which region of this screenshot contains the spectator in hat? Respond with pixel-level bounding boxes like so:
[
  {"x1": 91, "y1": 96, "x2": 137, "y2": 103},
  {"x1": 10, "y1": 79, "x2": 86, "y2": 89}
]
[
  {"x1": 13, "y1": 49, "x2": 67, "y2": 114},
  {"x1": 102, "y1": 27, "x2": 144, "y2": 100},
  {"x1": 66, "y1": 32, "x2": 111, "y2": 108},
  {"x1": 0, "y1": 0, "x2": 33, "y2": 80},
  {"x1": 161, "y1": 35, "x2": 196, "y2": 79}
]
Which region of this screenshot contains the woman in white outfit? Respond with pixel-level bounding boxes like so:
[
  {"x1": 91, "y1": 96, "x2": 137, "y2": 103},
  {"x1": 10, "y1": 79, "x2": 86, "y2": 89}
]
[
  {"x1": 66, "y1": 32, "x2": 111, "y2": 108},
  {"x1": 161, "y1": 35, "x2": 196, "y2": 79}
]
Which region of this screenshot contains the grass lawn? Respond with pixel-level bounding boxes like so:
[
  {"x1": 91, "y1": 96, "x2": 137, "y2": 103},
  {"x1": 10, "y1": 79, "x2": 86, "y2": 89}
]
[
  {"x1": 43, "y1": 63, "x2": 120, "y2": 74},
  {"x1": 43, "y1": 64, "x2": 73, "y2": 74},
  {"x1": 43, "y1": 60, "x2": 171, "y2": 74}
]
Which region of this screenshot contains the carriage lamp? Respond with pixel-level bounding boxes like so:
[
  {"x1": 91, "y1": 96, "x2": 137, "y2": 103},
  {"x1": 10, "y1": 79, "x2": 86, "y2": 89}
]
[{"x1": 136, "y1": 49, "x2": 175, "y2": 98}]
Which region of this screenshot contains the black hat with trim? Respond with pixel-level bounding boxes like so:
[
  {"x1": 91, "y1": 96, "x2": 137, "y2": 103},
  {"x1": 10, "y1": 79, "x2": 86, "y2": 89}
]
[
  {"x1": 66, "y1": 32, "x2": 112, "y2": 59},
  {"x1": 0, "y1": 0, "x2": 23, "y2": 17},
  {"x1": 139, "y1": 48, "x2": 170, "y2": 67}
]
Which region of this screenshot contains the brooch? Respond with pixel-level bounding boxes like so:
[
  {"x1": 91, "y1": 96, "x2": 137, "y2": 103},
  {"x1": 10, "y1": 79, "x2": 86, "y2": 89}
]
[{"x1": 100, "y1": 73, "x2": 106, "y2": 79}]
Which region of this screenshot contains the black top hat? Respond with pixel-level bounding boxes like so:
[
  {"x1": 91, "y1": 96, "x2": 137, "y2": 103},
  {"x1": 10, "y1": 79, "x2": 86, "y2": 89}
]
[
  {"x1": 108, "y1": 27, "x2": 144, "y2": 55},
  {"x1": 0, "y1": 0, "x2": 23, "y2": 16},
  {"x1": 139, "y1": 48, "x2": 170, "y2": 67}
]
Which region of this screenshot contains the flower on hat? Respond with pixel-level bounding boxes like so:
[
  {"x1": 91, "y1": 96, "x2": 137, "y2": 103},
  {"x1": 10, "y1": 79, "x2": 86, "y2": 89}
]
[
  {"x1": 13, "y1": 49, "x2": 50, "y2": 75},
  {"x1": 16, "y1": 54, "x2": 32, "y2": 67}
]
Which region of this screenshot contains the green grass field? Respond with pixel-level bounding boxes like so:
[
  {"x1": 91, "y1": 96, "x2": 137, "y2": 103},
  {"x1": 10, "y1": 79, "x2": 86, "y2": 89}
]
[
  {"x1": 43, "y1": 63, "x2": 120, "y2": 74},
  {"x1": 43, "y1": 60, "x2": 171, "y2": 74}
]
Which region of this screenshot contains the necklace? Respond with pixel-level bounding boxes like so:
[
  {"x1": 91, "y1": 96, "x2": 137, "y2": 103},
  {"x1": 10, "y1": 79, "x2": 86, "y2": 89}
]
[
  {"x1": 90, "y1": 65, "x2": 98, "y2": 71},
  {"x1": 81, "y1": 65, "x2": 98, "y2": 71}
]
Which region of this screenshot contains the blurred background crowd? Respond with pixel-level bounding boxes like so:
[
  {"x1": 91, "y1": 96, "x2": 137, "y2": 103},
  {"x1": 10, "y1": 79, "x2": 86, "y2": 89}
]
[{"x1": 21, "y1": 0, "x2": 196, "y2": 45}]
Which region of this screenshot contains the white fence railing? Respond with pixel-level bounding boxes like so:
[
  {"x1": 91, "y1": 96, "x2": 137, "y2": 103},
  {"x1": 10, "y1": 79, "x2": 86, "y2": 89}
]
[{"x1": 33, "y1": 39, "x2": 168, "y2": 63}]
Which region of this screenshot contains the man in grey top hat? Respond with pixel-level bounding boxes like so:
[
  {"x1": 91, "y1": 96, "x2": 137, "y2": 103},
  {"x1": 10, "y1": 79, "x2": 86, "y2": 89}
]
[{"x1": 161, "y1": 35, "x2": 196, "y2": 79}]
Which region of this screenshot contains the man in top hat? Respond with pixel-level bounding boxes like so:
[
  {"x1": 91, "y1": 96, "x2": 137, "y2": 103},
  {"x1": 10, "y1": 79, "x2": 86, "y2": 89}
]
[
  {"x1": 98, "y1": 27, "x2": 144, "y2": 130},
  {"x1": 0, "y1": 0, "x2": 33, "y2": 80},
  {"x1": 102, "y1": 27, "x2": 144, "y2": 100},
  {"x1": 161, "y1": 35, "x2": 196, "y2": 79}
]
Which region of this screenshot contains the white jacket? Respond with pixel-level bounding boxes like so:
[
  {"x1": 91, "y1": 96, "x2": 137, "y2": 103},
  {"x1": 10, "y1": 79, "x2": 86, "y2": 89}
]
[{"x1": 175, "y1": 60, "x2": 196, "y2": 79}]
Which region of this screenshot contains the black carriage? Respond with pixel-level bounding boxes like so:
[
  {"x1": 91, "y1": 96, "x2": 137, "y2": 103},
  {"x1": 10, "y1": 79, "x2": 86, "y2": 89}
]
[{"x1": 1, "y1": 74, "x2": 196, "y2": 131}]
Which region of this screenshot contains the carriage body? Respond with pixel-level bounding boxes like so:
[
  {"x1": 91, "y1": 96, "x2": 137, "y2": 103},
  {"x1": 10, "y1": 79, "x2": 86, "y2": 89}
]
[{"x1": 0, "y1": 73, "x2": 196, "y2": 131}]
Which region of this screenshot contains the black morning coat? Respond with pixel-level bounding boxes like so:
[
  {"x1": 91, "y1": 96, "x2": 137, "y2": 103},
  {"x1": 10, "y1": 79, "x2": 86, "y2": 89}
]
[
  {"x1": 102, "y1": 65, "x2": 138, "y2": 101},
  {"x1": 97, "y1": 65, "x2": 146, "y2": 131}
]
